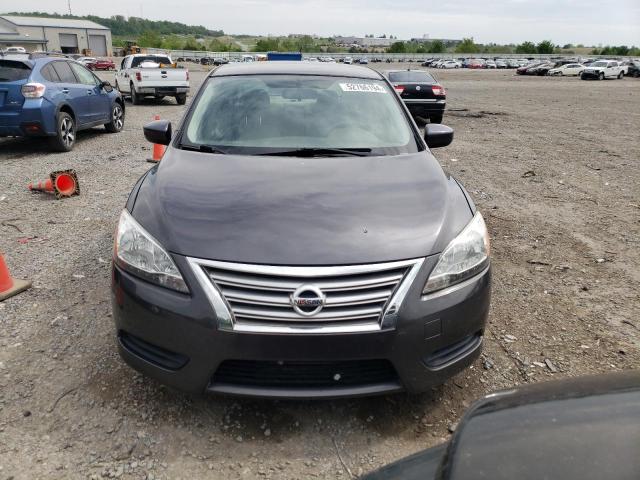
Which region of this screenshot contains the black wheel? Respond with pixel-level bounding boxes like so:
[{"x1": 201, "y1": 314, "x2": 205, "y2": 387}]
[
  {"x1": 618, "y1": 71, "x2": 623, "y2": 79},
  {"x1": 104, "y1": 102, "x2": 125, "y2": 133},
  {"x1": 49, "y1": 112, "x2": 75, "y2": 152},
  {"x1": 176, "y1": 93, "x2": 187, "y2": 105},
  {"x1": 131, "y1": 85, "x2": 141, "y2": 105},
  {"x1": 430, "y1": 114, "x2": 443, "y2": 124},
  {"x1": 599, "y1": 72, "x2": 605, "y2": 80}
]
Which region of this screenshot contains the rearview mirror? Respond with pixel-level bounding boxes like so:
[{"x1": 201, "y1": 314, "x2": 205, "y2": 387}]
[
  {"x1": 425, "y1": 124, "x2": 454, "y2": 149},
  {"x1": 143, "y1": 120, "x2": 172, "y2": 146}
]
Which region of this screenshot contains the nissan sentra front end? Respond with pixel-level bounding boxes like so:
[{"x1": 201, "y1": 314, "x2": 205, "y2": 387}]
[{"x1": 111, "y1": 62, "x2": 491, "y2": 398}]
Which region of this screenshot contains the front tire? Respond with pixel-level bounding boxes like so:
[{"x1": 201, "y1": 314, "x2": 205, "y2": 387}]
[
  {"x1": 175, "y1": 93, "x2": 187, "y2": 105},
  {"x1": 104, "y1": 103, "x2": 125, "y2": 133},
  {"x1": 618, "y1": 71, "x2": 623, "y2": 79},
  {"x1": 49, "y1": 112, "x2": 76, "y2": 152},
  {"x1": 599, "y1": 72, "x2": 605, "y2": 80}
]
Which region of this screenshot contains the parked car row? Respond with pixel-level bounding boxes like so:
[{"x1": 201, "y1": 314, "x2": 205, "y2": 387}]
[
  {"x1": 422, "y1": 58, "x2": 529, "y2": 69},
  {"x1": 515, "y1": 59, "x2": 634, "y2": 79}
]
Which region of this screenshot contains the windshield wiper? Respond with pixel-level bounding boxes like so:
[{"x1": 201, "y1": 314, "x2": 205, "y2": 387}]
[
  {"x1": 257, "y1": 147, "x2": 372, "y2": 157},
  {"x1": 179, "y1": 144, "x2": 228, "y2": 154}
]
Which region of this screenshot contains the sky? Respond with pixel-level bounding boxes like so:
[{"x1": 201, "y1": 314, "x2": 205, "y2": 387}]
[{"x1": 1, "y1": 0, "x2": 639, "y2": 45}]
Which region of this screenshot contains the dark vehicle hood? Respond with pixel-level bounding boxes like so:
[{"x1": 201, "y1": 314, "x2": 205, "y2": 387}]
[
  {"x1": 131, "y1": 149, "x2": 473, "y2": 265},
  {"x1": 363, "y1": 371, "x2": 640, "y2": 480}
]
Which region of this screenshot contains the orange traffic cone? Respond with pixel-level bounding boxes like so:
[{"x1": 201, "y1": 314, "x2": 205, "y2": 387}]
[
  {"x1": 28, "y1": 169, "x2": 80, "y2": 199},
  {"x1": 147, "y1": 115, "x2": 166, "y2": 163},
  {"x1": 0, "y1": 253, "x2": 31, "y2": 301}
]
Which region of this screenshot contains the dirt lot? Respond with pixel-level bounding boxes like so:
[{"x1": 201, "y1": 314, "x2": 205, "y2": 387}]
[{"x1": 1, "y1": 66, "x2": 639, "y2": 479}]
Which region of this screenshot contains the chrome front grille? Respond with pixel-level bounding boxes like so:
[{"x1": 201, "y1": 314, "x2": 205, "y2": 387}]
[{"x1": 187, "y1": 258, "x2": 424, "y2": 334}]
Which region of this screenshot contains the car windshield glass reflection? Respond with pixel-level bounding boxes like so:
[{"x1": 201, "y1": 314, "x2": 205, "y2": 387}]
[{"x1": 183, "y1": 75, "x2": 420, "y2": 156}]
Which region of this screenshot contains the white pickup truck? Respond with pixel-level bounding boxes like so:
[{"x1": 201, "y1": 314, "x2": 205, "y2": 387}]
[
  {"x1": 580, "y1": 60, "x2": 624, "y2": 80},
  {"x1": 115, "y1": 54, "x2": 190, "y2": 105}
]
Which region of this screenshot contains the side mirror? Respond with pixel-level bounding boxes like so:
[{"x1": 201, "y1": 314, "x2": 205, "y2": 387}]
[
  {"x1": 99, "y1": 81, "x2": 113, "y2": 92},
  {"x1": 425, "y1": 124, "x2": 454, "y2": 149},
  {"x1": 144, "y1": 120, "x2": 172, "y2": 146}
]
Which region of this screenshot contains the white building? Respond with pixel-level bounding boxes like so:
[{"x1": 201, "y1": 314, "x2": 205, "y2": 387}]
[
  {"x1": 0, "y1": 16, "x2": 112, "y2": 55},
  {"x1": 334, "y1": 36, "x2": 398, "y2": 48}
]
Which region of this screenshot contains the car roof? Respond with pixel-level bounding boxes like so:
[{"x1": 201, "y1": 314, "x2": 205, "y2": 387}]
[{"x1": 210, "y1": 61, "x2": 382, "y2": 79}]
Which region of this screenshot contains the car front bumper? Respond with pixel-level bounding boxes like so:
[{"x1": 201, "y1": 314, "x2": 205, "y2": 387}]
[{"x1": 111, "y1": 254, "x2": 490, "y2": 398}]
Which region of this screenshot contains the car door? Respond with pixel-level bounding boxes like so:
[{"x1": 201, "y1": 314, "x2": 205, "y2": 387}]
[
  {"x1": 613, "y1": 62, "x2": 622, "y2": 77},
  {"x1": 117, "y1": 57, "x2": 130, "y2": 93},
  {"x1": 70, "y1": 62, "x2": 109, "y2": 124},
  {"x1": 50, "y1": 60, "x2": 91, "y2": 126}
]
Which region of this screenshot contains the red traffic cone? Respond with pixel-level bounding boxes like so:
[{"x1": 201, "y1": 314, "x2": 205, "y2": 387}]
[
  {"x1": 147, "y1": 115, "x2": 166, "y2": 163},
  {"x1": 0, "y1": 253, "x2": 31, "y2": 301},
  {"x1": 28, "y1": 169, "x2": 80, "y2": 199}
]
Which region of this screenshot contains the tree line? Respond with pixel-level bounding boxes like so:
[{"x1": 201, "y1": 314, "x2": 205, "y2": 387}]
[{"x1": 133, "y1": 31, "x2": 242, "y2": 52}]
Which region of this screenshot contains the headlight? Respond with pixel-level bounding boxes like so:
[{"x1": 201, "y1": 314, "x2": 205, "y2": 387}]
[
  {"x1": 114, "y1": 210, "x2": 188, "y2": 293},
  {"x1": 423, "y1": 212, "x2": 490, "y2": 294}
]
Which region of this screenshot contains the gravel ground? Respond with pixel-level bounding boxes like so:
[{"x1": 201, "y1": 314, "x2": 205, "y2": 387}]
[{"x1": 0, "y1": 66, "x2": 639, "y2": 479}]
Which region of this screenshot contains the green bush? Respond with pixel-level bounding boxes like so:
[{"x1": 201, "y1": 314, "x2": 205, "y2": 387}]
[
  {"x1": 536, "y1": 40, "x2": 554, "y2": 54},
  {"x1": 515, "y1": 41, "x2": 536, "y2": 54}
]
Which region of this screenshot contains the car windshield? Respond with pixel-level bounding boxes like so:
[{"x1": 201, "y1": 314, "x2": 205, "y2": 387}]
[
  {"x1": 388, "y1": 71, "x2": 435, "y2": 83},
  {"x1": 182, "y1": 74, "x2": 420, "y2": 156},
  {"x1": 0, "y1": 60, "x2": 31, "y2": 81},
  {"x1": 592, "y1": 61, "x2": 608, "y2": 67}
]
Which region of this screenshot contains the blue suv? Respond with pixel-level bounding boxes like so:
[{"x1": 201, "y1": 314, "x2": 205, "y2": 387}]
[{"x1": 0, "y1": 54, "x2": 124, "y2": 151}]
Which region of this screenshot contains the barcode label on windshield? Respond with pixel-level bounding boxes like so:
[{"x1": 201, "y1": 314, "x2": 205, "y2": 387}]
[{"x1": 339, "y1": 83, "x2": 387, "y2": 93}]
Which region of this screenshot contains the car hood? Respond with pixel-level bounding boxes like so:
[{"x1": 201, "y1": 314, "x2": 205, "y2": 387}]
[{"x1": 131, "y1": 149, "x2": 473, "y2": 265}]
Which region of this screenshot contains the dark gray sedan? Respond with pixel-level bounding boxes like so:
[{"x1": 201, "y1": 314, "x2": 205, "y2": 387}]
[{"x1": 111, "y1": 62, "x2": 491, "y2": 398}]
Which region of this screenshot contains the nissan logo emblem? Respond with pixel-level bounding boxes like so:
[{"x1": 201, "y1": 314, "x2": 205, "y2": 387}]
[{"x1": 290, "y1": 285, "x2": 326, "y2": 316}]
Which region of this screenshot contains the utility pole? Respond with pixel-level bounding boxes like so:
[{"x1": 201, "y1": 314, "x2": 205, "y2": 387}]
[{"x1": 67, "y1": 0, "x2": 72, "y2": 15}]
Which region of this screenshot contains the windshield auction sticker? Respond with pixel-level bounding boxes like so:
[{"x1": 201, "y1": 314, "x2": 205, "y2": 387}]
[{"x1": 339, "y1": 83, "x2": 387, "y2": 93}]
